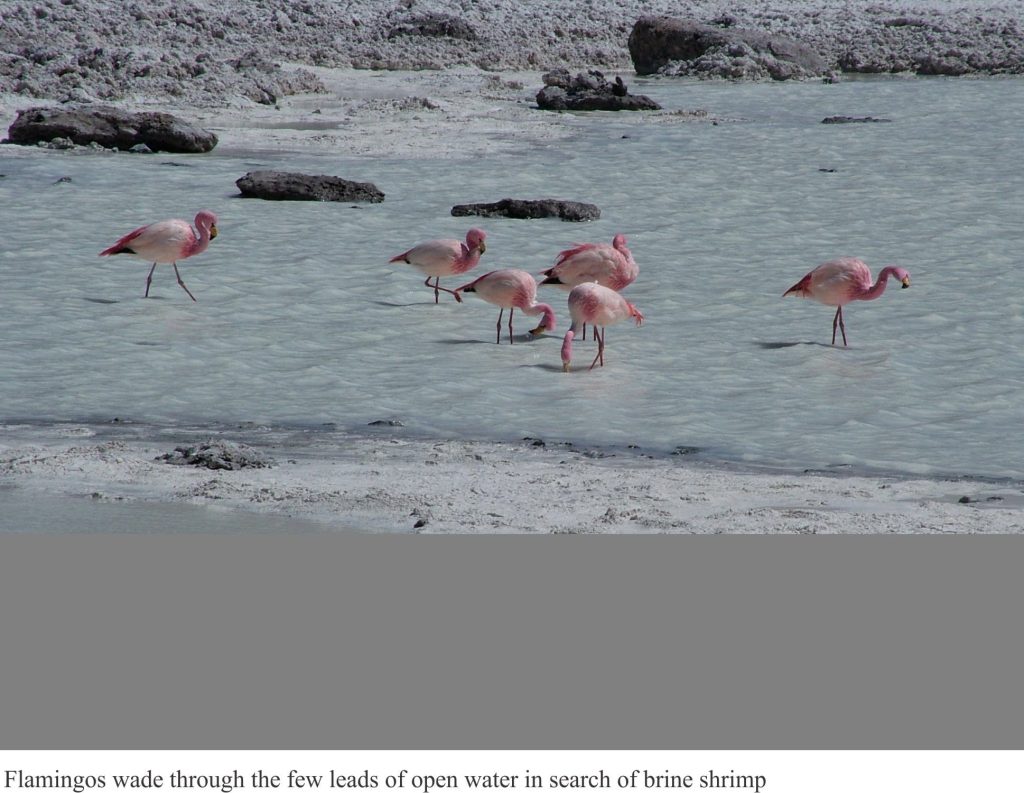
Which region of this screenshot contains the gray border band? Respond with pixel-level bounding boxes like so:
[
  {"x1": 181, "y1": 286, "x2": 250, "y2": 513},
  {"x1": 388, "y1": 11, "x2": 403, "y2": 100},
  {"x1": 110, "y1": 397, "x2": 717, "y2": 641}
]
[{"x1": 1, "y1": 536, "x2": 1022, "y2": 749}]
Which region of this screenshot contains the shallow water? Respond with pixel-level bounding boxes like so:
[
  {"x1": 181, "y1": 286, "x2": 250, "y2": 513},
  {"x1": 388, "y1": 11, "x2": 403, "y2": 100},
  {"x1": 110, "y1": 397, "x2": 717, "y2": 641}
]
[{"x1": 2, "y1": 76, "x2": 1023, "y2": 479}]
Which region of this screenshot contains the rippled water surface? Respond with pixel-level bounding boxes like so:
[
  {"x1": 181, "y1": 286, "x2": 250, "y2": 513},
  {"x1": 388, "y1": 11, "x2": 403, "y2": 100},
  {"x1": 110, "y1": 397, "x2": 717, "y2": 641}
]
[{"x1": 2, "y1": 76, "x2": 1023, "y2": 478}]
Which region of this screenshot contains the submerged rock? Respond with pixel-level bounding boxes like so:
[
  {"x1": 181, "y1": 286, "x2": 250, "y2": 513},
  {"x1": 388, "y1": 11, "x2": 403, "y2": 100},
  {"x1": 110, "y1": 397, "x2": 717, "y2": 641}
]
[
  {"x1": 236, "y1": 170, "x2": 385, "y2": 202},
  {"x1": 822, "y1": 116, "x2": 892, "y2": 124},
  {"x1": 536, "y1": 69, "x2": 660, "y2": 111},
  {"x1": 452, "y1": 197, "x2": 600, "y2": 222},
  {"x1": 628, "y1": 16, "x2": 828, "y2": 80},
  {"x1": 4, "y1": 106, "x2": 218, "y2": 153},
  {"x1": 158, "y1": 440, "x2": 273, "y2": 471}
]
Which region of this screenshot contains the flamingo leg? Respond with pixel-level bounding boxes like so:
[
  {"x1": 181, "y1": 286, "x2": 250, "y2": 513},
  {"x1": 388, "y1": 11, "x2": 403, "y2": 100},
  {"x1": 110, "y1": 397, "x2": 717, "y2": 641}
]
[
  {"x1": 508, "y1": 307, "x2": 514, "y2": 345},
  {"x1": 425, "y1": 276, "x2": 463, "y2": 304},
  {"x1": 425, "y1": 276, "x2": 439, "y2": 303},
  {"x1": 495, "y1": 309, "x2": 503, "y2": 344},
  {"x1": 173, "y1": 263, "x2": 197, "y2": 302},
  {"x1": 838, "y1": 306, "x2": 848, "y2": 346},
  {"x1": 831, "y1": 307, "x2": 840, "y2": 345},
  {"x1": 143, "y1": 262, "x2": 157, "y2": 298},
  {"x1": 589, "y1": 328, "x2": 605, "y2": 370}
]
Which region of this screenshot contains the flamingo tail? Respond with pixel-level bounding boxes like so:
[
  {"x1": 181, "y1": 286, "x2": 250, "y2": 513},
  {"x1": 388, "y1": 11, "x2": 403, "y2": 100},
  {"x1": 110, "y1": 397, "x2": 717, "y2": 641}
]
[{"x1": 783, "y1": 273, "x2": 813, "y2": 297}]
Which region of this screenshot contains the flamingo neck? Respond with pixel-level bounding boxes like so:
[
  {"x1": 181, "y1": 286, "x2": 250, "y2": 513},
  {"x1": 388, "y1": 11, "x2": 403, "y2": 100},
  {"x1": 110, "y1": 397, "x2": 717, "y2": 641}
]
[
  {"x1": 860, "y1": 266, "x2": 899, "y2": 301},
  {"x1": 457, "y1": 244, "x2": 482, "y2": 272},
  {"x1": 537, "y1": 303, "x2": 556, "y2": 331},
  {"x1": 189, "y1": 222, "x2": 212, "y2": 256}
]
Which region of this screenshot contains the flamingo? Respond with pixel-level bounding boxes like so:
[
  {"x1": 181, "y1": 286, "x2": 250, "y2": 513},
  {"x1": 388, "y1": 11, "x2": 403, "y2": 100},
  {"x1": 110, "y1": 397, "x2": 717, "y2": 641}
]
[
  {"x1": 561, "y1": 282, "x2": 644, "y2": 372},
  {"x1": 783, "y1": 257, "x2": 911, "y2": 346},
  {"x1": 99, "y1": 210, "x2": 218, "y2": 301},
  {"x1": 540, "y1": 232, "x2": 637, "y2": 338},
  {"x1": 388, "y1": 228, "x2": 487, "y2": 303},
  {"x1": 454, "y1": 268, "x2": 556, "y2": 344},
  {"x1": 541, "y1": 233, "x2": 638, "y2": 292}
]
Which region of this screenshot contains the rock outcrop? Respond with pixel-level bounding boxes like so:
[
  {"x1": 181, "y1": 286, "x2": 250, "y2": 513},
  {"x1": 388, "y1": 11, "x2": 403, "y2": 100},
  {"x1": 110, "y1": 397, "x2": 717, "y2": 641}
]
[
  {"x1": 451, "y1": 198, "x2": 600, "y2": 222},
  {"x1": 387, "y1": 13, "x2": 479, "y2": 42},
  {"x1": 536, "y1": 69, "x2": 660, "y2": 111},
  {"x1": 235, "y1": 170, "x2": 385, "y2": 202},
  {"x1": 157, "y1": 440, "x2": 273, "y2": 471},
  {"x1": 4, "y1": 106, "x2": 218, "y2": 152},
  {"x1": 628, "y1": 16, "x2": 829, "y2": 80}
]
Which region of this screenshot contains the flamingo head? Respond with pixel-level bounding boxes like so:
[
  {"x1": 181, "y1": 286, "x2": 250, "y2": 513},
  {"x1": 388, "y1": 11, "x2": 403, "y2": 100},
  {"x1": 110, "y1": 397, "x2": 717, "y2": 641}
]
[
  {"x1": 612, "y1": 233, "x2": 628, "y2": 251},
  {"x1": 894, "y1": 267, "x2": 911, "y2": 289},
  {"x1": 196, "y1": 210, "x2": 219, "y2": 240},
  {"x1": 466, "y1": 228, "x2": 487, "y2": 254},
  {"x1": 529, "y1": 304, "x2": 557, "y2": 336},
  {"x1": 628, "y1": 302, "x2": 645, "y2": 326}
]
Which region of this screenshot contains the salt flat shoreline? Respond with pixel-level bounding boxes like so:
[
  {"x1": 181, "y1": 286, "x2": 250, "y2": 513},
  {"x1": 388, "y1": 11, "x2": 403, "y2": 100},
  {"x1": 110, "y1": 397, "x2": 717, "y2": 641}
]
[{"x1": 1, "y1": 427, "x2": 1021, "y2": 533}]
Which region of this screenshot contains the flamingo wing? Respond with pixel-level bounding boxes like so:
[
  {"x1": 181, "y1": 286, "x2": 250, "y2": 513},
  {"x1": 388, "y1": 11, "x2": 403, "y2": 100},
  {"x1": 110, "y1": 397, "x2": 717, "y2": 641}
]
[
  {"x1": 553, "y1": 242, "x2": 599, "y2": 268},
  {"x1": 99, "y1": 224, "x2": 150, "y2": 256}
]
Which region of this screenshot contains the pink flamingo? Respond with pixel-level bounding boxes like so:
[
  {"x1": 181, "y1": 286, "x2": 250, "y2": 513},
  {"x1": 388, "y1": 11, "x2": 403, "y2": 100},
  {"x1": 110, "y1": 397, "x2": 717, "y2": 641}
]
[
  {"x1": 783, "y1": 257, "x2": 911, "y2": 346},
  {"x1": 540, "y1": 233, "x2": 637, "y2": 338},
  {"x1": 99, "y1": 210, "x2": 218, "y2": 301},
  {"x1": 389, "y1": 228, "x2": 487, "y2": 303},
  {"x1": 561, "y1": 282, "x2": 644, "y2": 372},
  {"x1": 455, "y1": 268, "x2": 556, "y2": 344}
]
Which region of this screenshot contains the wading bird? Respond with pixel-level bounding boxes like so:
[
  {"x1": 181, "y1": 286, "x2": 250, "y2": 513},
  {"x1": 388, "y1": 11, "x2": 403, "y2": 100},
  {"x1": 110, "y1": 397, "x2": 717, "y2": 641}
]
[
  {"x1": 540, "y1": 233, "x2": 637, "y2": 338},
  {"x1": 389, "y1": 228, "x2": 487, "y2": 303},
  {"x1": 540, "y1": 233, "x2": 638, "y2": 292},
  {"x1": 455, "y1": 268, "x2": 556, "y2": 344},
  {"x1": 783, "y1": 257, "x2": 911, "y2": 346},
  {"x1": 561, "y1": 282, "x2": 644, "y2": 372},
  {"x1": 99, "y1": 210, "x2": 219, "y2": 301}
]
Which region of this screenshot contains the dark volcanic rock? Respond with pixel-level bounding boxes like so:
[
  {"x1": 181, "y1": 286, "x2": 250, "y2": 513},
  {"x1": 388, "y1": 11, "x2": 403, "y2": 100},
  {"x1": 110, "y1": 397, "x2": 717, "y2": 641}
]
[
  {"x1": 236, "y1": 170, "x2": 385, "y2": 202},
  {"x1": 4, "y1": 106, "x2": 218, "y2": 152},
  {"x1": 388, "y1": 13, "x2": 478, "y2": 41},
  {"x1": 628, "y1": 16, "x2": 828, "y2": 80},
  {"x1": 452, "y1": 198, "x2": 600, "y2": 222},
  {"x1": 822, "y1": 116, "x2": 892, "y2": 124},
  {"x1": 158, "y1": 440, "x2": 273, "y2": 471},
  {"x1": 536, "y1": 69, "x2": 660, "y2": 111}
]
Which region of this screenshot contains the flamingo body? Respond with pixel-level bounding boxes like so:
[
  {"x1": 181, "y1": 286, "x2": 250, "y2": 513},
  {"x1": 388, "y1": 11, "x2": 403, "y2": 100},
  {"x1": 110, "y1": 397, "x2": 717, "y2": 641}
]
[
  {"x1": 389, "y1": 228, "x2": 487, "y2": 303},
  {"x1": 783, "y1": 257, "x2": 911, "y2": 345},
  {"x1": 561, "y1": 282, "x2": 644, "y2": 372},
  {"x1": 540, "y1": 233, "x2": 638, "y2": 292},
  {"x1": 455, "y1": 268, "x2": 556, "y2": 344},
  {"x1": 99, "y1": 210, "x2": 218, "y2": 301}
]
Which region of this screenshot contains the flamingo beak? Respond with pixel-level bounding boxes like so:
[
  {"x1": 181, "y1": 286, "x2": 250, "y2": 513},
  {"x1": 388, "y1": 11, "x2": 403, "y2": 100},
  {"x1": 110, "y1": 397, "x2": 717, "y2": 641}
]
[
  {"x1": 562, "y1": 361, "x2": 571, "y2": 373},
  {"x1": 210, "y1": 225, "x2": 219, "y2": 240},
  {"x1": 529, "y1": 326, "x2": 546, "y2": 336},
  {"x1": 478, "y1": 241, "x2": 487, "y2": 254},
  {"x1": 901, "y1": 276, "x2": 910, "y2": 289}
]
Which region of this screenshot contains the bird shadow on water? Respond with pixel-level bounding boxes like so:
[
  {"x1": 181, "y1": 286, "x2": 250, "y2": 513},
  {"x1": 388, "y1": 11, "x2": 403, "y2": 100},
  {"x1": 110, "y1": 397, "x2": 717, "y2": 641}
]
[
  {"x1": 525, "y1": 362, "x2": 570, "y2": 373},
  {"x1": 83, "y1": 297, "x2": 120, "y2": 304},
  {"x1": 755, "y1": 340, "x2": 844, "y2": 350},
  {"x1": 371, "y1": 300, "x2": 438, "y2": 308}
]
